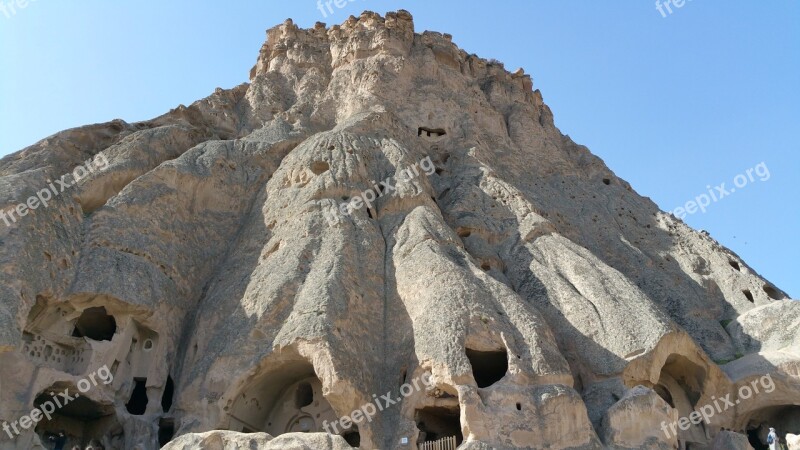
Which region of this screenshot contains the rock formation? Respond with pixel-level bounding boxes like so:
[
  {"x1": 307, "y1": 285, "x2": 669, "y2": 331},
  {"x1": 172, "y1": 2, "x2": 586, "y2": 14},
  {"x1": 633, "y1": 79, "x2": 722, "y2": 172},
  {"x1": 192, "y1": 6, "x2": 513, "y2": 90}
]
[{"x1": 0, "y1": 9, "x2": 797, "y2": 450}]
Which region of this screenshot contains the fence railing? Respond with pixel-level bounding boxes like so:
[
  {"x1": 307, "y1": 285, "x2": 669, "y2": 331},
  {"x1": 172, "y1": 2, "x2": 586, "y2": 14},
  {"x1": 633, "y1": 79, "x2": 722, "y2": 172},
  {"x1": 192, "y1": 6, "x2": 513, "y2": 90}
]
[{"x1": 419, "y1": 435, "x2": 457, "y2": 450}]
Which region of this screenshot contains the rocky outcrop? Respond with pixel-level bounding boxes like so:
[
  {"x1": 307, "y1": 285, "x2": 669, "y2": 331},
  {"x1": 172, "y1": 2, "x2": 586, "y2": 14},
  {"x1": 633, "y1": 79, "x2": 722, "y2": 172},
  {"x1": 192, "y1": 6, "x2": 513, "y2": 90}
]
[
  {"x1": 161, "y1": 430, "x2": 354, "y2": 450},
  {"x1": 710, "y1": 431, "x2": 754, "y2": 450},
  {"x1": 787, "y1": 433, "x2": 800, "y2": 450},
  {"x1": 600, "y1": 386, "x2": 677, "y2": 449},
  {"x1": 0, "y1": 9, "x2": 796, "y2": 450}
]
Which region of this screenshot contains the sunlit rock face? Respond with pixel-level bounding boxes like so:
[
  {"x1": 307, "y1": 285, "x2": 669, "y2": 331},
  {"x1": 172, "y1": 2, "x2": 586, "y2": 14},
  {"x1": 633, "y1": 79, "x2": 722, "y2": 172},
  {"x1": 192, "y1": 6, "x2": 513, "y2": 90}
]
[{"x1": 0, "y1": 9, "x2": 796, "y2": 450}]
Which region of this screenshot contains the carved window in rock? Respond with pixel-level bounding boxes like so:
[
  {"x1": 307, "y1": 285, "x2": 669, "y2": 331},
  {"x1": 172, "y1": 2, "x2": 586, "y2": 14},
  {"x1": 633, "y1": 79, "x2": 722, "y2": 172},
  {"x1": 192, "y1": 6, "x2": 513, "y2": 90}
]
[{"x1": 466, "y1": 348, "x2": 508, "y2": 388}]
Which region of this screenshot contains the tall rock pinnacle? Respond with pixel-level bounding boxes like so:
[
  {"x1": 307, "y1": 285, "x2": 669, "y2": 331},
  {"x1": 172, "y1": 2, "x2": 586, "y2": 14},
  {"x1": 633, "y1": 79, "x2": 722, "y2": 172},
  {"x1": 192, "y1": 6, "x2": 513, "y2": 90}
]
[{"x1": 0, "y1": 10, "x2": 796, "y2": 450}]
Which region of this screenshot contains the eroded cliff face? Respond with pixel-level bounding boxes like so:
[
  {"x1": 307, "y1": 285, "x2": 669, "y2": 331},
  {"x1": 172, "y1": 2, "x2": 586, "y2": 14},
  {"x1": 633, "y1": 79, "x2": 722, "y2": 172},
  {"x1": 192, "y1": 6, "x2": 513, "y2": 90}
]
[{"x1": 0, "y1": 10, "x2": 797, "y2": 450}]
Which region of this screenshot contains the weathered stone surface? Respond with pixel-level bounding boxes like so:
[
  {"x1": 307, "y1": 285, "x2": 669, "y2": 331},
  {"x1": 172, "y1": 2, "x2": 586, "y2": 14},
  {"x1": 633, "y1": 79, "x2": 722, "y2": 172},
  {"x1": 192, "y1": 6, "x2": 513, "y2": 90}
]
[
  {"x1": 710, "y1": 430, "x2": 754, "y2": 450},
  {"x1": 787, "y1": 433, "x2": 800, "y2": 450},
  {"x1": 726, "y1": 300, "x2": 800, "y2": 353},
  {"x1": 600, "y1": 385, "x2": 677, "y2": 449},
  {"x1": 161, "y1": 430, "x2": 273, "y2": 450},
  {"x1": 0, "y1": 9, "x2": 796, "y2": 450}
]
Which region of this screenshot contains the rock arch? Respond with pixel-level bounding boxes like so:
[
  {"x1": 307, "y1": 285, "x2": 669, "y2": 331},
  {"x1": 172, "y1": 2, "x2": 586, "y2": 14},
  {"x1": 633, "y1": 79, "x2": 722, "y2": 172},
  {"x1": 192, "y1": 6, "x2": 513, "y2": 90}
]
[
  {"x1": 622, "y1": 333, "x2": 725, "y2": 449},
  {"x1": 33, "y1": 382, "x2": 122, "y2": 449},
  {"x1": 742, "y1": 405, "x2": 800, "y2": 450},
  {"x1": 226, "y1": 360, "x2": 340, "y2": 437}
]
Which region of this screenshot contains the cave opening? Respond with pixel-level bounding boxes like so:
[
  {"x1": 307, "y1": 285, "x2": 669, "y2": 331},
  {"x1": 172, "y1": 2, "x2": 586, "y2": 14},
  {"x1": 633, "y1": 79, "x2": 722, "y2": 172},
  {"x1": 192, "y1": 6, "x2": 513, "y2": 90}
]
[
  {"x1": 161, "y1": 375, "x2": 175, "y2": 413},
  {"x1": 342, "y1": 427, "x2": 361, "y2": 447},
  {"x1": 418, "y1": 127, "x2": 447, "y2": 138},
  {"x1": 227, "y1": 361, "x2": 339, "y2": 438},
  {"x1": 126, "y1": 378, "x2": 148, "y2": 415},
  {"x1": 656, "y1": 354, "x2": 708, "y2": 447},
  {"x1": 34, "y1": 384, "x2": 119, "y2": 448},
  {"x1": 747, "y1": 428, "x2": 768, "y2": 450},
  {"x1": 158, "y1": 418, "x2": 175, "y2": 447},
  {"x1": 763, "y1": 285, "x2": 781, "y2": 300},
  {"x1": 466, "y1": 348, "x2": 508, "y2": 388},
  {"x1": 295, "y1": 381, "x2": 314, "y2": 408},
  {"x1": 745, "y1": 405, "x2": 800, "y2": 450},
  {"x1": 72, "y1": 307, "x2": 116, "y2": 341},
  {"x1": 416, "y1": 406, "x2": 463, "y2": 446}
]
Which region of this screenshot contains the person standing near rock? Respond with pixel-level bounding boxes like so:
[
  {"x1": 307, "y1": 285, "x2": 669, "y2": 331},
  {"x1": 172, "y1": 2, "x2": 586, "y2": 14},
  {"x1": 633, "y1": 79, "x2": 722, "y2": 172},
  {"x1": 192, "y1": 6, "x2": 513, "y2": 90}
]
[
  {"x1": 47, "y1": 431, "x2": 68, "y2": 450},
  {"x1": 84, "y1": 439, "x2": 104, "y2": 449},
  {"x1": 768, "y1": 427, "x2": 780, "y2": 450}
]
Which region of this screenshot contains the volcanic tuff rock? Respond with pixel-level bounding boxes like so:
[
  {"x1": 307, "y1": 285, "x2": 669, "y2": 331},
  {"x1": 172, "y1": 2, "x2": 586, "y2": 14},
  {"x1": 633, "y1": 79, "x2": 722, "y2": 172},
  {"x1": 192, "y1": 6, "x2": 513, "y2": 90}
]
[{"x1": 0, "y1": 9, "x2": 797, "y2": 450}]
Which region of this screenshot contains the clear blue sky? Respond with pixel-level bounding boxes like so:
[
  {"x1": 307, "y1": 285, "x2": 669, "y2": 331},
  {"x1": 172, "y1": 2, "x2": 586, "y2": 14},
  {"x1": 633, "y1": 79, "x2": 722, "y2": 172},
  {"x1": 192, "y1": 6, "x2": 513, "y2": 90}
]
[{"x1": 1, "y1": 1, "x2": 797, "y2": 297}]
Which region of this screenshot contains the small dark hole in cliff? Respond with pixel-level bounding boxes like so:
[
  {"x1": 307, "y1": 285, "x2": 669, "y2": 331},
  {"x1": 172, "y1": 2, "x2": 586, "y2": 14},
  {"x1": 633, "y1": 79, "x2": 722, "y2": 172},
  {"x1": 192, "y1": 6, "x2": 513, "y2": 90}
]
[
  {"x1": 342, "y1": 428, "x2": 360, "y2": 447},
  {"x1": 418, "y1": 127, "x2": 447, "y2": 138},
  {"x1": 481, "y1": 262, "x2": 491, "y2": 271},
  {"x1": 729, "y1": 260, "x2": 741, "y2": 271},
  {"x1": 162, "y1": 375, "x2": 175, "y2": 412},
  {"x1": 311, "y1": 161, "x2": 330, "y2": 175},
  {"x1": 126, "y1": 378, "x2": 149, "y2": 415},
  {"x1": 367, "y1": 208, "x2": 373, "y2": 219},
  {"x1": 416, "y1": 406, "x2": 462, "y2": 446},
  {"x1": 457, "y1": 228, "x2": 471, "y2": 238},
  {"x1": 747, "y1": 428, "x2": 767, "y2": 450},
  {"x1": 435, "y1": 168, "x2": 444, "y2": 175},
  {"x1": 515, "y1": 402, "x2": 522, "y2": 411},
  {"x1": 295, "y1": 382, "x2": 314, "y2": 408},
  {"x1": 602, "y1": 178, "x2": 611, "y2": 185},
  {"x1": 743, "y1": 290, "x2": 754, "y2": 303},
  {"x1": 72, "y1": 307, "x2": 116, "y2": 341},
  {"x1": 466, "y1": 348, "x2": 508, "y2": 388},
  {"x1": 763, "y1": 285, "x2": 781, "y2": 300},
  {"x1": 158, "y1": 418, "x2": 175, "y2": 446}
]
